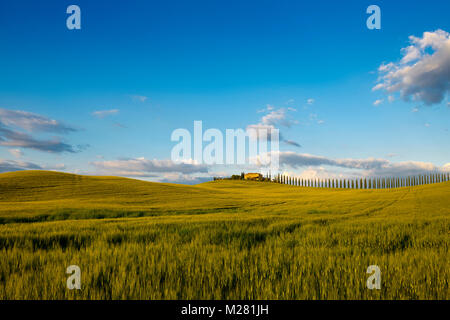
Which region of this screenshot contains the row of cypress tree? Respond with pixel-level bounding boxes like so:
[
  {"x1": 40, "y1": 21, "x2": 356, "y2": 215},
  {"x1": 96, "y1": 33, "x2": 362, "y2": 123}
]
[{"x1": 265, "y1": 172, "x2": 450, "y2": 189}]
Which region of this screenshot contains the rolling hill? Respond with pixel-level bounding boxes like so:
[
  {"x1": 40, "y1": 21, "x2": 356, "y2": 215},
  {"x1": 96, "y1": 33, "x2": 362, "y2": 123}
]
[
  {"x1": 0, "y1": 170, "x2": 449, "y2": 223},
  {"x1": 0, "y1": 170, "x2": 448, "y2": 299}
]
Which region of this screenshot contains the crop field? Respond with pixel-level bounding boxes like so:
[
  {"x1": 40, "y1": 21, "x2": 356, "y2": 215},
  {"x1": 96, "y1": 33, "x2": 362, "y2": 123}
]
[{"x1": 0, "y1": 170, "x2": 448, "y2": 299}]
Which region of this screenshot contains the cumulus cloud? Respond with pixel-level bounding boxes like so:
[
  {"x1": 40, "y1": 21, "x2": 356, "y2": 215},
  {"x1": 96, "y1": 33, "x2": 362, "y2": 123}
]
[
  {"x1": 282, "y1": 167, "x2": 343, "y2": 180},
  {"x1": 373, "y1": 99, "x2": 384, "y2": 106},
  {"x1": 247, "y1": 106, "x2": 300, "y2": 147},
  {"x1": 307, "y1": 98, "x2": 315, "y2": 105},
  {"x1": 92, "y1": 109, "x2": 119, "y2": 118},
  {"x1": 91, "y1": 157, "x2": 209, "y2": 177},
  {"x1": 260, "y1": 108, "x2": 298, "y2": 128},
  {"x1": 373, "y1": 29, "x2": 450, "y2": 105}
]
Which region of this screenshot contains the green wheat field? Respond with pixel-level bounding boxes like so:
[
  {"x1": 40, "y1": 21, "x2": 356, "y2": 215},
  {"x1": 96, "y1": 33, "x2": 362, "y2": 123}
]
[{"x1": 0, "y1": 170, "x2": 448, "y2": 299}]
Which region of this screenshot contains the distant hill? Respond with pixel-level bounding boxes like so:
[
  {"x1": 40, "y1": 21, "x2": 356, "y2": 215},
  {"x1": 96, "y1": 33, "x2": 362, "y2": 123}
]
[{"x1": 0, "y1": 170, "x2": 449, "y2": 224}]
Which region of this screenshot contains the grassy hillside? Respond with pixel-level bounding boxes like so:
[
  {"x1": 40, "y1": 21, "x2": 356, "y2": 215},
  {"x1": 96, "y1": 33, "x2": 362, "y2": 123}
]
[{"x1": 0, "y1": 170, "x2": 448, "y2": 299}]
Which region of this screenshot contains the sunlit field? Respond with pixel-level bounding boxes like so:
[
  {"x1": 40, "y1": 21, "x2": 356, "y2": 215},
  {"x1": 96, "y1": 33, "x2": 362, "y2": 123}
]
[{"x1": 0, "y1": 171, "x2": 448, "y2": 299}]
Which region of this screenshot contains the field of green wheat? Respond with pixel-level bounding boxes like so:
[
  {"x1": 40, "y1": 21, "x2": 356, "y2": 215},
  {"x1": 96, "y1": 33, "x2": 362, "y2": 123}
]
[{"x1": 0, "y1": 170, "x2": 448, "y2": 299}]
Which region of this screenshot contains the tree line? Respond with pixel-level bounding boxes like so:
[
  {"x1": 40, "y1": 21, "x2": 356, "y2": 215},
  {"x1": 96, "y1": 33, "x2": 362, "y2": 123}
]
[{"x1": 263, "y1": 172, "x2": 450, "y2": 189}]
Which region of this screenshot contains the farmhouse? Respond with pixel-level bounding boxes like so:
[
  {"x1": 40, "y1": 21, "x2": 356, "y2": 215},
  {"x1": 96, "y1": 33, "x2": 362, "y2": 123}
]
[{"x1": 244, "y1": 173, "x2": 263, "y2": 181}]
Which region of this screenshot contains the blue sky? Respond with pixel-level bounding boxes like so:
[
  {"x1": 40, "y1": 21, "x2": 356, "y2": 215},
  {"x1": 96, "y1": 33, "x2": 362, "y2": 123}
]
[{"x1": 0, "y1": 0, "x2": 449, "y2": 183}]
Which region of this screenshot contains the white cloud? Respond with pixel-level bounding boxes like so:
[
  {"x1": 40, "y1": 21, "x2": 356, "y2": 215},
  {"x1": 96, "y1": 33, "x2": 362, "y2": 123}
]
[
  {"x1": 260, "y1": 108, "x2": 298, "y2": 128},
  {"x1": 388, "y1": 95, "x2": 395, "y2": 103},
  {"x1": 247, "y1": 106, "x2": 300, "y2": 147},
  {"x1": 373, "y1": 29, "x2": 450, "y2": 105},
  {"x1": 307, "y1": 98, "x2": 315, "y2": 105},
  {"x1": 284, "y1": 167, "x2": 340, "y2": 180},
  {"x1": 373, "y1": 99, "x2": 384, "y2": 106},
  {"x1": 92, "y1": 109, "x2": 119, "y2": 118},
  {"x1": 411, "y1": 107, "x2": 419, "y2": 113},
  {"x1": 91, "y1": 157, "x2": 209, "y2": 176}
]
